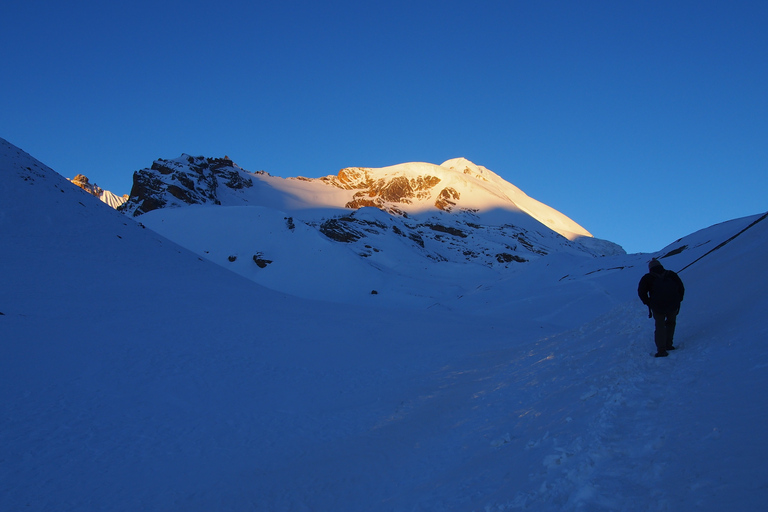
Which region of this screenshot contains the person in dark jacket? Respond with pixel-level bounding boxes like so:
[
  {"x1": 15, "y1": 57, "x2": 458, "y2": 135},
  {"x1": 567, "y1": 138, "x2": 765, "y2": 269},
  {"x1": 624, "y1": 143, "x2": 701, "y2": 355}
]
[{"x1": 638, "y1": 258, "x2": 685, "y2": 357}]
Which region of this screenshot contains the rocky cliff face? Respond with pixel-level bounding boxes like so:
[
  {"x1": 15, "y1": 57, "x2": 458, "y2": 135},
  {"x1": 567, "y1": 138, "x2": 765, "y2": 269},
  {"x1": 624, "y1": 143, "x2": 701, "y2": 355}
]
[
  {"x1": 321, "y1": 167, "x2": 458, "y2": 213},
  {"x1": 119, "y1": 155, "x2": 254, "y2": 216}
]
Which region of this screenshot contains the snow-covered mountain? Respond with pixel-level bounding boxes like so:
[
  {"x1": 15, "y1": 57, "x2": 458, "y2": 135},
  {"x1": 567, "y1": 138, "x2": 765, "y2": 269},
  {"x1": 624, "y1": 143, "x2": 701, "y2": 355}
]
[
  {"x1": 2, "y1": 137, "x2": 767, "y2": 511},
  {"x1": 119, "y1": 154, "x2": 623, "y2": 303},
  {"x1": 120, "y1": 154, "x2": 600, "y2": 241},
  {"x1": 68, "y1": 173, "x2": 127, "y2": 208}
]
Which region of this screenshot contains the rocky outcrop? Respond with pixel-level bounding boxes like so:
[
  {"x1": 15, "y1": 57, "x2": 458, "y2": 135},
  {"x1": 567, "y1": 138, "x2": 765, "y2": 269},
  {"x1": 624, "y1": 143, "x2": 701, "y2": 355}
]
[
  {"x1": 434, "y1": 187, "x2": 460, "y2": 211},
  {"x1": 70, "y1": 174, "x2": 102, "y2": 197},
  {"x1": 307, "y1": 206, "x2": 582, "y2": 267},
  {"x1": 338, "y1": 172, "x2": 442, "y2": 212},
  {"x1": 324, "y1": 167, "x2": 464, "y2": 214},
  {"x1": 68, "y1": 174, "x2": 128, "y2": 209},
  {"x1": 327, "y1": 167, "x2": 373, "y2": 190},
  {"x1": 120, "y1": 155, "x2": 253, "y2": 216}
]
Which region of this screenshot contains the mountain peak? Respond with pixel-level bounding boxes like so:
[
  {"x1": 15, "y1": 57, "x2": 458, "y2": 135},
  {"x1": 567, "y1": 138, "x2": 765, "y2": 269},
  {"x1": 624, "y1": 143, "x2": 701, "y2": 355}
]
[
  {"x1": 440, "y1": 157, "x2": 487, "y2": 175},
  {"x1": 120, "y1": 154, "x2": 616, "y2": 259},
  {"x1": 68, "y1": 174, "x2": 128, "y2": 209}
]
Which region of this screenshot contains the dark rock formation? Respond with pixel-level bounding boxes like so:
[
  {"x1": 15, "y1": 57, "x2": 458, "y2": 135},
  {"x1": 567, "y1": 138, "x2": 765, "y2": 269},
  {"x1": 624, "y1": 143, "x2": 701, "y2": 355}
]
[{"x1": 120, "y1": 155, "x2": 253, "y2": 216}]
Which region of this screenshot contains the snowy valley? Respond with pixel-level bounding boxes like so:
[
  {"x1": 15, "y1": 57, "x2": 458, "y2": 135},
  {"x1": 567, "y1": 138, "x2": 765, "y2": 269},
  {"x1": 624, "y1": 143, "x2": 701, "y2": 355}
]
[{"x1": 1, "y1": 137, "x2": 767, "y2": 511}]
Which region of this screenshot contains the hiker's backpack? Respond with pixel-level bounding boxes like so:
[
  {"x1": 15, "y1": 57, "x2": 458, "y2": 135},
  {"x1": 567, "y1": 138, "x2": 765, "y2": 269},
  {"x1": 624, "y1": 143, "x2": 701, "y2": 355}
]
[{"x1": 652, "y1": 270, "x2": 682, "y2": 312}]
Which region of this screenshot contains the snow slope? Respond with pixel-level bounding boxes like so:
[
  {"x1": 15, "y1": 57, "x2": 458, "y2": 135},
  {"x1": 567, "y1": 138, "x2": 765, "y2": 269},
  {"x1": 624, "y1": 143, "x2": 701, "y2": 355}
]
[
  {"x1": 2, "y1": 137, "x2": 767, "y2": 511},
  {"x1": 128, "y1": 155, "x2": 623, "y2": 304},
  {"x1": 136, "y1": 203, "x2": 604, "y2": 307},
  {"x1": 99, "y1": 189, "x2": 127, "y2": 208},
  {"x1": 439, "y1": 157, "x2": 592, "y2": 240}
]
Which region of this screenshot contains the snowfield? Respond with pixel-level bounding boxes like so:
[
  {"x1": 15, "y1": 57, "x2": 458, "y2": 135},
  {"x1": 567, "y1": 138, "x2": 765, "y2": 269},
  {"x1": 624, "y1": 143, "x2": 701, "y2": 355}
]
[{"x1": 2, "y1": 137, "x2": 767, "y2": 511}]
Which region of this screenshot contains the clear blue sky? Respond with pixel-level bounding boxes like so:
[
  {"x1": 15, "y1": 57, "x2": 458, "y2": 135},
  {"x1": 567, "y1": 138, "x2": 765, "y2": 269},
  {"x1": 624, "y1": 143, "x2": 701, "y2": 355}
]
[{"x1": 3, "y1": 1, "x2": 766, "y2": 254}]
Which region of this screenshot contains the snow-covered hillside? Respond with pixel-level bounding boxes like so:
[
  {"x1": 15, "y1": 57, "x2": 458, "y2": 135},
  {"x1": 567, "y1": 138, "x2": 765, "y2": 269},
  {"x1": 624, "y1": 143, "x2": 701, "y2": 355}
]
[
  {"x1": 138, "y1": 204, "x2": 608, "y2": 306},
  {"x1": 2, "y1": 136, "x2": 767, "y2": 511},
  {"x1": 119, "y1": 153, "x2": 623, "y2": 303}
]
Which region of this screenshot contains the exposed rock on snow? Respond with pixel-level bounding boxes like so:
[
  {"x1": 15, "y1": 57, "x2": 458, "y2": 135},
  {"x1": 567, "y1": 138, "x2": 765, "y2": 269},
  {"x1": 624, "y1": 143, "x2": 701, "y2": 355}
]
[
  {"x1": 68, "y1": 173, "x2": 127, "y2": 209},
  {"x1": 252, "y1": 252, "x2": 273, "y2": 268},
  {"x1": 327, "y1": 168, "x2": 445, "y2": 213},
  {"x1": 120, "y1": 155, "x2": 253, "y2": 216}
]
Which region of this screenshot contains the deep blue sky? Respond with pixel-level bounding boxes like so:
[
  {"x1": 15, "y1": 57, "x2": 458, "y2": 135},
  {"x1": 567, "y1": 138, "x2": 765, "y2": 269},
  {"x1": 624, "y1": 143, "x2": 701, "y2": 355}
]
[{"x1": 3, "y1": 1, "x2": 766, "y2": 254}]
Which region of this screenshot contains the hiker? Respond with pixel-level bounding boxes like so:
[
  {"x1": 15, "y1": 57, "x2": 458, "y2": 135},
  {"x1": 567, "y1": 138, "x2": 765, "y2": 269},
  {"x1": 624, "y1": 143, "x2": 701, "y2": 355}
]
[{"x1": 638, "y1": 258, "x2": 685, "y2": 357}]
